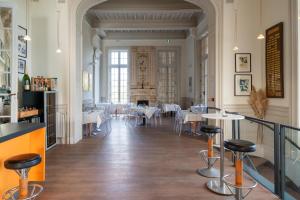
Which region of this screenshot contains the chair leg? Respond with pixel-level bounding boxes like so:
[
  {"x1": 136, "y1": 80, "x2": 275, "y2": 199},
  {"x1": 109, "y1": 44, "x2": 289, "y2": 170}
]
[{"x1": 179, "y1": 123, "x2": 182, "y2": 136}]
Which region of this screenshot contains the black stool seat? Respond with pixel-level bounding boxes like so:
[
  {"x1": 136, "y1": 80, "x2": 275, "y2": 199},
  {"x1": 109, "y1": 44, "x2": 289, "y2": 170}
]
[
  {"x1": 4, "y1": 153, "x2": 41, "y2": 170},
  {"x1": 224, "y1": 140, "x2": 256, "y2": 153},
  {"x1": 200, "y1": 125, "x2": 221, "y2": 134}
]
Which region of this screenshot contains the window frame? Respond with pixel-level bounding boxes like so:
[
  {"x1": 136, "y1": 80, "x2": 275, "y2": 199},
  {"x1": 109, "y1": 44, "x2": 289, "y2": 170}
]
[{"x1": 108, "y1": 48, "x2": 129, "y2": 104}]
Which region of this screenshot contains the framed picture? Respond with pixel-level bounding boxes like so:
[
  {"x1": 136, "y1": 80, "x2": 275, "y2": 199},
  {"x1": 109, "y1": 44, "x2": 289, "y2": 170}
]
[
  {"x1": 234, "y1": 74, "x2": 252, "y2": 96},
  {"x1": 235, "y1": 53, "x2": 251, "y2": 72},
  {"x1": 18, "y1": 59, "x2": 26, "y2": 74},
  {"x1": 17, "y1": 26, "x2": 27, "y2": 58}
]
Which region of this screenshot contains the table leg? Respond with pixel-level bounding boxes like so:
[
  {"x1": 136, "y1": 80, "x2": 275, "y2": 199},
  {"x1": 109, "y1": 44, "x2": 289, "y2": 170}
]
[{"x1": 207, "y1": 120, "x2": 233, "y2": 195}]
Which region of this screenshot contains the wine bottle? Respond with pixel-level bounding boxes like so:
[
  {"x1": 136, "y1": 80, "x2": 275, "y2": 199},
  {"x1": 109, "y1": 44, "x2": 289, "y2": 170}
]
[{"x1": 22, "y1": 73, "x2": 30, "y2": 91}]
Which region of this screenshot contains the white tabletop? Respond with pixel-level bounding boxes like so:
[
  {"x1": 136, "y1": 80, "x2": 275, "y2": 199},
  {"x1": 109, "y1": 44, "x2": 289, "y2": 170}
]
[
  {"x1": 201, "y1": 113, "x2": 244, "y2": 120},
  {"x1": 182, "y1": 110, "x2": 203, "y2": 123}
]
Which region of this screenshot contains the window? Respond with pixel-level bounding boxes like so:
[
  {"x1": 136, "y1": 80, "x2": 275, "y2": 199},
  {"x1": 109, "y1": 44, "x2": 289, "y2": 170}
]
[
  {"x1": 200, "y1": 36, "x2": 208, "y2": 105},
  {"x1": 157, "y1": 50, "x2": 177, "y2": 103},
  {"x1": 109, "y1": 50, "x2": 128, "y2": 104}
]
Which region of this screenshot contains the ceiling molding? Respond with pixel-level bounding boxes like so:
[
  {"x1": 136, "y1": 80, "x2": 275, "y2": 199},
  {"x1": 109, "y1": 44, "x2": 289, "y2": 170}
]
[{"x1": 103, "y1": 30, "x2": 187, "y2": 40}]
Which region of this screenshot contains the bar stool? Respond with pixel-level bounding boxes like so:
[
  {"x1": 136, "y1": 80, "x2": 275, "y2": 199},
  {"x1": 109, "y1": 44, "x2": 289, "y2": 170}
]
[
  {"x1": 2, "y1": 153, "x2": 43, "y2": 200},
  {"x1": 223, "y1": 140, "x2": 257, "y2": 200},
  {"x1": 197, "y1": 125, "x2": 221, "y2": 178}
]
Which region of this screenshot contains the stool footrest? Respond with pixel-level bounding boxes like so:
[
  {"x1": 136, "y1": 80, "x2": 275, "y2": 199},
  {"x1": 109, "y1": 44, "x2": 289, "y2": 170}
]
[
  {"x1": 199, "y1": 150, "x2": 220, "y2": 166},
  {"x1": 222, "y1": 174, "x2": 257, "y2": 199},
  {"x1": 2, "y1": 183, "x2": 43, "y2": 200}
]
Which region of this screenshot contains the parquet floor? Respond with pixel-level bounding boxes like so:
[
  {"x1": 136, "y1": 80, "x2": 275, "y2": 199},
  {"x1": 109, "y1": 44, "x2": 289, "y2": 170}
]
[{"x1": 39, "y1": 118, "x2": 279, "y2": 200}]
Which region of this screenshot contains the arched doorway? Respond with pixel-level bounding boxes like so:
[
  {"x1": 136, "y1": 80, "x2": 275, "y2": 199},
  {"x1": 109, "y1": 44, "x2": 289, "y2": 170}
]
[{"x1": 68, "y1": 0, "x2": 223, "y2": 144}]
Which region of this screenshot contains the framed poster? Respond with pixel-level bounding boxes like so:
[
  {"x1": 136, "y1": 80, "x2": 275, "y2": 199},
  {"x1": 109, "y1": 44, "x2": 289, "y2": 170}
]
[
  {"x1": 235, "y1": 53, "x2": 251, "y2": 72},
  {"x1": 18, "y1": 59, "x2": 26, "y2": 74},
  {"x1": 265, "y1": 22, "x2": 284, "y2": 98},
  {"x1": 17, "y1": 26, "x2": 27, "y2": 58},
  {"x1": 234, "y1": 74, "x2": 252, "y2": 96}
]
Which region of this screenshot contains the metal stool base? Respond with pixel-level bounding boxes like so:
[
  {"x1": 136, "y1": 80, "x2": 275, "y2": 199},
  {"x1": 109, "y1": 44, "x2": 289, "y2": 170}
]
[
  {"x1": 206, "y1": 179, "x2": 233, "y2": 196},
  {"x1": 197, "y1": 167, "x2": 220, "y2": 178},
  {"x1": 2, "y1": 183, "x2": 43, "y2": 200}
]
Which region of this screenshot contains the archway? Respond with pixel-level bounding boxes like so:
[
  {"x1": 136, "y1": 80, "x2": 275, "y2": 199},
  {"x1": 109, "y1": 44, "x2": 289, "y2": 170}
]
[{"x1": 68, "y1": 0, "x2": 223, "y2": 144}]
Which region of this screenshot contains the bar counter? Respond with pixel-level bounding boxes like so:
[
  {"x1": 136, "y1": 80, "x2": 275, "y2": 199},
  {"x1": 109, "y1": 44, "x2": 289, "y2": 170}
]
[{"x1": 0, "y1": 123, "x2": 46, "y2": 195}]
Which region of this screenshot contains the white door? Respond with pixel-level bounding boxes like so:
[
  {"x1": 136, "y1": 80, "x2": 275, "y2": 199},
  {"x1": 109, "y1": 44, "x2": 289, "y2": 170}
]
[{"x1": 0, "y1": 4, "x2": 18, "y2": 124}]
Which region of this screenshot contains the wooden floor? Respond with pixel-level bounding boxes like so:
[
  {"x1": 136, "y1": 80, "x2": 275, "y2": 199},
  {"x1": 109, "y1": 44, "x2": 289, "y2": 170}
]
[{"x1": 40, "y1": 118, "x2": 279, "y2": 200}]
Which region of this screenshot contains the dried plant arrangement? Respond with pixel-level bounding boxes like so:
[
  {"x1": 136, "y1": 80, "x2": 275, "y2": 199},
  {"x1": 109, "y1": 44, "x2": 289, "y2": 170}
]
[{"x1": 248, "y1": 86, "x2": 269, "y2": 143}]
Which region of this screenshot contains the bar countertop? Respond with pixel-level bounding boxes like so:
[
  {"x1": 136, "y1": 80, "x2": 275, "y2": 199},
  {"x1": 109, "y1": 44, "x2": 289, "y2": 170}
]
[{"x1": 0, "y1": 123, "x2": 45, "y2": 144}]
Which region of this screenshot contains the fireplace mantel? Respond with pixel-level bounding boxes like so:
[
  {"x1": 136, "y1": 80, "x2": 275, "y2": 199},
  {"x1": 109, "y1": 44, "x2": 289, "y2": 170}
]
[{"x1": 130, "y1": 88, "x2": 156, "y2": 105}]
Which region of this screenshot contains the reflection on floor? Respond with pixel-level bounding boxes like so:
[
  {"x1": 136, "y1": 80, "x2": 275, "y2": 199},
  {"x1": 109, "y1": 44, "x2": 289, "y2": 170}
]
[{"x1": 40, "y1": 118, "x2": 279, "y2": 199}]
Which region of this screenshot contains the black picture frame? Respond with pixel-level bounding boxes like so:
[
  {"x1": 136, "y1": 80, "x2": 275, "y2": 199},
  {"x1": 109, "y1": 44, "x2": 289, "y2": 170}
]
[
  {"x1": 17, "y1": 25, "x2": 27, "y2": 58},
  {"x1": 18, "y1": 59, "x2": 26, "y2": 74},
  {"x1": 235, "y1": 53, "x2": 251, "y2": 73},
  {"x1": 234, "y1": 74, "x2": 252, "y2": 96}
]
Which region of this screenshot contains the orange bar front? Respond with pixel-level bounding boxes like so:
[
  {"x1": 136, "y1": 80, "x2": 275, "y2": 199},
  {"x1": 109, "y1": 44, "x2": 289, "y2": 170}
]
[{"x1": 0, "y1": 128, "x2": 46, "y2": 195}]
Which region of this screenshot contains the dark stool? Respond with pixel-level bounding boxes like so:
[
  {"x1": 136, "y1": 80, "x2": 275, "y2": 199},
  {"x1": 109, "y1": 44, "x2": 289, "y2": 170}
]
[
  {"x1": 2, "y1": 153, "x2": 43, "y2": 200},
  {"x1": 223, "y1": 140, "x2": 257, "y2": 200},
  {"x1": 197, "y1": 125, "x2": 221, "y2": 178}
]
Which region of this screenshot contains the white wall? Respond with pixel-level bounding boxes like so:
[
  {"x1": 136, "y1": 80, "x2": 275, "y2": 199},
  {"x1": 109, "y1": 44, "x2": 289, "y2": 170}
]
[
  {"x1": 222, "y1": 0, "x2": 261, "y2": 106},
  {"x1": 82, "y1": 19, "x2": 94, "y2": 103},
  {"x1": 30, "y1": 0, "x2": 69, "y2": 105},
  {"x1": 261, "y1": 0, "x2": 294, "y2": 123},
  {"x1": 185, "y1": 34, "x2": 196, "y2": 100}
]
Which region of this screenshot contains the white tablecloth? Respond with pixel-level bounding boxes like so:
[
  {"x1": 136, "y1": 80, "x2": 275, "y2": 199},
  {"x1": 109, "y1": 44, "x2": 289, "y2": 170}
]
[
  {"x1": 201, "y1": 113, "x2": 244, "y2": 120},
  {"x1": 182, "y1": 110, "x2": 204, "y2": 123},
  {"x1": 131, "y1": 106, "x2": 158, "y2": 119},
  {"x1": 83, "y1": 110, "x2": 105, "y2": 128},
  {"x1": 163, "y1": 104, "x2": 180, "y2": 112}
]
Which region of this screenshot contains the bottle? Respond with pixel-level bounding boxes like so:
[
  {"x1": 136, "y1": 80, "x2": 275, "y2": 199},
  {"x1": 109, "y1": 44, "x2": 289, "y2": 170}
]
[{"x1": 22, "y1": 73, "x2": 31, "y2": 91}]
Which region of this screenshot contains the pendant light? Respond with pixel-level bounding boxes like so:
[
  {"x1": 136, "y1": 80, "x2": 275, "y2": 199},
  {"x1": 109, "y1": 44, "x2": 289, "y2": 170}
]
[
  {"x1": 56, "y1": 10, "x2": 62, "y2": 53},
  {"x1": 24, "y1": 0, "x2": 31, "y2": 41},
  {"x1": 257, "y1": 0, "x2": 265, "y2": 40},
  {"x1": 233, "y1": 7, "x2": 239, "y2": 51}
]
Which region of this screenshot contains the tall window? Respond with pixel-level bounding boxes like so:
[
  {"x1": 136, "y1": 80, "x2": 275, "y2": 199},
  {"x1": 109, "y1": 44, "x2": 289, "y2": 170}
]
[
  {"x1": 157, "y1": 50, "x2": 177, "y2": 103},
  {"x1": 200, "y1": 36, "x2": 208, "y2": 105},
  {"x1": 109, "y1": 50, "x2": 128, "y2": 104}
]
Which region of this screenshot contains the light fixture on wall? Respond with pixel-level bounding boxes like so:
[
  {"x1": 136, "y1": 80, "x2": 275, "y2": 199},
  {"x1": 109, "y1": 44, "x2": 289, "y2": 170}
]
[
  {"x1": 233, "y1": 6, "x2": 239, "y2": 51},
  {"x1": 24, "y1": 0, "x2": 31, "y2": 41},
  {"x1": 257, "y1": 0, "x2": 265, "y2": 40},
  {"x1": 56, "y1": 10, "x2": 62, "y2": 53}
]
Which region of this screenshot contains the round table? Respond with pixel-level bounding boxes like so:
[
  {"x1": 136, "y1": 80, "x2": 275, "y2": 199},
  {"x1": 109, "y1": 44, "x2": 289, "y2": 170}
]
[{"x1": 201, "y1": 113, "x2": 245, "y2": 195}]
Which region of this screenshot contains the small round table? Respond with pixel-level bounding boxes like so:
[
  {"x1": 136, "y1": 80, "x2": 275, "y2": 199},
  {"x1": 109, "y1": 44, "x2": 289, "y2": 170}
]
[{"x1": 201, "y1": 113, "x2": 245, "y2": 195}]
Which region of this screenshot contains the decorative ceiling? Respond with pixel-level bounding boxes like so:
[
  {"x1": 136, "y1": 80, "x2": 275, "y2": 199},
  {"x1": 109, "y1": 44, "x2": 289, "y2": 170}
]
[{"x1": 85, "y1": 0, "x2": 203, "y2": 39}]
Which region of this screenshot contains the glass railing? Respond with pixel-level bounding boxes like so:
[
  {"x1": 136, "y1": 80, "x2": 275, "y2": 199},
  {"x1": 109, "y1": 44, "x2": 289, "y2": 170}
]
[
  {"x1": 281, "y1": 125, "x2": 300, "y2": 200},
  {"x1": 206, "y1": 107, "x2": 299, "y2": 200}
]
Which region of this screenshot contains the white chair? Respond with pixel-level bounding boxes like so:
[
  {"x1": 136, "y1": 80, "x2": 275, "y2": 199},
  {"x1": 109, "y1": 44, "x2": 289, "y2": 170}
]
[
  {"x1": 154, "y1": 108, "x2": 162, "y2": 126},
  {"x1": 174, "y1": 109, "x2": 184, "y2": 136}
]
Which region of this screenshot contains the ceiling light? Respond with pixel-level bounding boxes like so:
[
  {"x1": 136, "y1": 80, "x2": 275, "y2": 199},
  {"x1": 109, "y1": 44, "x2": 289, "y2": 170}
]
[
  {"x1": 56, "y1": 10, "x2": 62, "y2": 53},
  {"x1": 56, "y1": 48, "x2": 62, "y2": 54},
  {"x1": 257, "y1": 33, "x2": 265, "y2": 40},
  {"x1": 233, "y1": 6, "x2": 239, "y2": 51},
  {"x1": 25, "y1": 0, "x2": 31, "y2": 42},
  {"x1": 24, "y1": 35, "x2": 31, "y2": 41},
  {"x1": 257, "y1": 0, "x2": 265, "y2": 40}
]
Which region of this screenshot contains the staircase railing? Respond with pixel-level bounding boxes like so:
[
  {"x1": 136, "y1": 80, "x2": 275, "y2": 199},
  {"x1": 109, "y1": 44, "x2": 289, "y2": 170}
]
[{"x1": 206, "y1": 107, "x2": 300, "y2": 200}]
